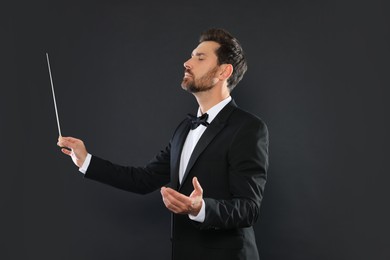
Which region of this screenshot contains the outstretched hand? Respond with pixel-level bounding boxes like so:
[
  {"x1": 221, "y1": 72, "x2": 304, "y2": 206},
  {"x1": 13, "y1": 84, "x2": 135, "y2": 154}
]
[
  {"x1": 57, "y1": 136, "x2": 88, "y2": 168},
  {"x1": 160, "y1": 177, "x2": 203, "y2": 216}
]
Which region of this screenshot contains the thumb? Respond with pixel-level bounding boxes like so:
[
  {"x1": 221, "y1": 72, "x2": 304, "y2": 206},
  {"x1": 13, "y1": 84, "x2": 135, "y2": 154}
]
[{"x1": 192, "y1": 177, "x2": 203, "y2": 194}]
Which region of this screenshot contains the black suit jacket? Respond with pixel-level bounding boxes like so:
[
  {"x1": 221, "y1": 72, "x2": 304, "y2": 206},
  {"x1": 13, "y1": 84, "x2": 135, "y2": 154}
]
[{"x1": 85, "y1": 100, "x2": 269, "y2": 260}]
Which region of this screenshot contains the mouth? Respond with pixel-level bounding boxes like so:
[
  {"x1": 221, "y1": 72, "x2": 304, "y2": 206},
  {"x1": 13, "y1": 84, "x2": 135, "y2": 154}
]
[{"x1": 184, "y1": 70, "x2": 193, "y2": 78}]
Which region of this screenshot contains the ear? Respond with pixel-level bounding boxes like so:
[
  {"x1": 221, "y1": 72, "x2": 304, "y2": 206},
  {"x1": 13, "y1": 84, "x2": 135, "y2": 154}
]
[{"x1": 218, "y1": 64, "x2": 233, "y2": 80}]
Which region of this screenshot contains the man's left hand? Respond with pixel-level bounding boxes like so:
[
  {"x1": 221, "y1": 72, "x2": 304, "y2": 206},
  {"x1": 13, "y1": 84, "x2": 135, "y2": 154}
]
[{"x1": 160, "y1": 177, "x2": 203, "y2": 216}]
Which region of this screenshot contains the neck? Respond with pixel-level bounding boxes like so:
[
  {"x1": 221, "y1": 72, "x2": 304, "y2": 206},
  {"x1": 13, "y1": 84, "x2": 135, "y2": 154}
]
[{"x1": 193, "y1": 84, "x2": 230, "y2": 113}]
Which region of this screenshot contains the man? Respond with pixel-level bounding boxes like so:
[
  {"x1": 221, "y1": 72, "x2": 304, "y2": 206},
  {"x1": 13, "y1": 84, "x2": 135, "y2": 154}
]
[{"x1": 58, "y1": 28, "x2": 269, "y2": 260}]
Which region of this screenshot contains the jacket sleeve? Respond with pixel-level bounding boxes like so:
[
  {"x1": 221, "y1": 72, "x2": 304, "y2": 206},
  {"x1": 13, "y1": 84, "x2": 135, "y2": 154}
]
[
  {"x1": 84, "y1": 143, "x2": 171, "y2": 195},
  {"x1": 197, "y1": 118, "x2": 269, "y2": 230}
]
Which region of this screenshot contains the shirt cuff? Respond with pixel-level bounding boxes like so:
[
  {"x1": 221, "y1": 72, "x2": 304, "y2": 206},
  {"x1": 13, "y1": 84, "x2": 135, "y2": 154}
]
[
  {"x1": 188, "y1": 199, "x2": 205, "y2": 223},
  {"x1": 79, "y1": 153, "x2": 92, "y2": 174}
]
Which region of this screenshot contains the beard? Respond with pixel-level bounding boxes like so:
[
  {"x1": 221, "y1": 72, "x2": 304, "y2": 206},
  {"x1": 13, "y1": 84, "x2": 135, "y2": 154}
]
[{"x1": 181, "y1": 66, "x2": 219, "y2": 93}]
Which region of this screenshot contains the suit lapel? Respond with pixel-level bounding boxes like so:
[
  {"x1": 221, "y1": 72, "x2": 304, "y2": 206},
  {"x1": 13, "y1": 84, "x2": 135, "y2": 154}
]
[
  {"x1": 170, "y1": 120, "x2": 191, "y2": 189},
  {"x1": 179, "y1": 100, "x2": 237, "y2": 189}
]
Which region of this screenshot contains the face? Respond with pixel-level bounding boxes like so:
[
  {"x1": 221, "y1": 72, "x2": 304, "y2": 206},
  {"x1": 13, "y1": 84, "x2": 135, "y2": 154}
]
[{"x1": 181, "y1": 41, "x2": 221, "y2": 93}]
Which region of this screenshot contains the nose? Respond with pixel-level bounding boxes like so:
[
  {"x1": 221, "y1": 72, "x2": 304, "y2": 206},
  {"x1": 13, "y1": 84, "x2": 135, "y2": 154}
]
[{"x1": 183, "y1": 58, "x2": 192, "y2": 69}]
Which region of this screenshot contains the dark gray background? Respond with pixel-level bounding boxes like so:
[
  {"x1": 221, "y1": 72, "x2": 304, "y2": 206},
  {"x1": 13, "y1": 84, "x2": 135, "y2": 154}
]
[{"x1": 2, "y1": 0, "x2": 389, "y2": 259}]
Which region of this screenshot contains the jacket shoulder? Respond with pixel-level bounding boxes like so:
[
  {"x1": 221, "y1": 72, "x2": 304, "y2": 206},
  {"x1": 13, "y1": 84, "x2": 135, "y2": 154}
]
[{"x1": 230, "y1": 106, "x2": 268, "y2": 131}]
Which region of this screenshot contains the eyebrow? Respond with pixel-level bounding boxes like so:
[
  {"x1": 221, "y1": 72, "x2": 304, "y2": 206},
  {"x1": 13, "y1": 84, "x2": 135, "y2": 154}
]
[{"x1": 191, "y1": 52, "x2": 207, "y2": 57}]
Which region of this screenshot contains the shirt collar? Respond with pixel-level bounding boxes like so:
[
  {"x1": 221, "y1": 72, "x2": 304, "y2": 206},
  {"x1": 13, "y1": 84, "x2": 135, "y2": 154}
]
[{"x1": 197, "y1": 96, "x2": 232, "y2": 124}]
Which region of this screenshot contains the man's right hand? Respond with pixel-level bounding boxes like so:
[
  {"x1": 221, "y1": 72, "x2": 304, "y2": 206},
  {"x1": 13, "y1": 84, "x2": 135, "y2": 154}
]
[{"x1": 57, "y1": 136, "x2": 88, "y2": 168}]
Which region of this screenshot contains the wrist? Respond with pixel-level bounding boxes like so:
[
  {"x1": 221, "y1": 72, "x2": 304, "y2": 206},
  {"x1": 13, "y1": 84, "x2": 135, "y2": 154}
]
[
  {"x1": 188, "y1": 199, "x2": 205, "y2": 222},
  {"x1": 190, "y1": 199, "x2": 202, "y2": 216}
]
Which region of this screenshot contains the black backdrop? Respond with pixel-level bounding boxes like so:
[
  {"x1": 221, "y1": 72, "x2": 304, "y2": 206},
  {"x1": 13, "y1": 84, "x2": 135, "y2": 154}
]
[{"x1": 2, "y1": 0, "x2": 389, "y2": 259}]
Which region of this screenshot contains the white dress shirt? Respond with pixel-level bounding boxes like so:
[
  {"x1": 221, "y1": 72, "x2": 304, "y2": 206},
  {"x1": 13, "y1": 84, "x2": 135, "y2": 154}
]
[{"x1": 79, "y1": 96, "x2": 232, "y2": 222}]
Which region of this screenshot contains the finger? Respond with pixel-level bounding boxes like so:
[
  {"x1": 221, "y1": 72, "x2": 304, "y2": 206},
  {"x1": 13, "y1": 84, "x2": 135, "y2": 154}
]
[
  {"x1": 163, "y1": 200, "x2": 183, "y2": 214},
  {"x1": 58, "y1": 140, "x2": 70, "y2": 148},
  {"x1": 161, "y1": 188, "x2": 189, "y2": 206},
  {"x1": 58, "y1": 139, "x2": 77, "y2": 149},
  {"x1": 58, "y1": 136, "x2": 71, "y2": 143},
  {"x1": 161, "y1": 193, "x2": 183, "y2": 212},
  {"x1": 192, "y1": 177, "x2": 203, "y2": 193},
  {"x1": 59, "y1": 136, "x2": 77, "y2": 142},
  {"x1": 164, "y1": 188, "x2": 191, "y2": 202},
  {"x1": 58, "y1": 136, "x2": 79, "y2": 145},
  {"x1": 61, "y1": 148, "x2": 72, "y2": 156},
  {"x1": 57, "y1": 137, "x2": 67, "y2": 147},
  {"x1": 161, "y1": 188, "x2": 190, "y2": 212},
  {"x1": 167, "y1": 196, "x2": 188, "y2": 210}
]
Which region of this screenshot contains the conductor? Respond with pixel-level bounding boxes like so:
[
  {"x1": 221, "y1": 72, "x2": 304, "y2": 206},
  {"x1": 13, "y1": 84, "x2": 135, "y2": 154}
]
[{"x1": 58, "y1": 28, "x2": 269, "y2": 260}]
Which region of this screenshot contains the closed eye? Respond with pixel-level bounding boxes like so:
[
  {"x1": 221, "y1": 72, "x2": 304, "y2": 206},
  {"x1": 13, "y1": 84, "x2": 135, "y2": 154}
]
[{"x1": 191, "y1": 52, "x2": 206, "y2": 60}]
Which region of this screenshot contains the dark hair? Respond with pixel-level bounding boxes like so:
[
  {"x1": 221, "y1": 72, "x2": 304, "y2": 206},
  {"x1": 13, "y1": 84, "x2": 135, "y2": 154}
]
[{"x1": 199, "y1": 28, "x2": 248, "y2": 91}]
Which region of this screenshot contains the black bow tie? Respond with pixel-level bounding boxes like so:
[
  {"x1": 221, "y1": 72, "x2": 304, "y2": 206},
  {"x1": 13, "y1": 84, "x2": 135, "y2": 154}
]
[{"x1": 187, "y1": 113, "x2": 210, "y2": 130}]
